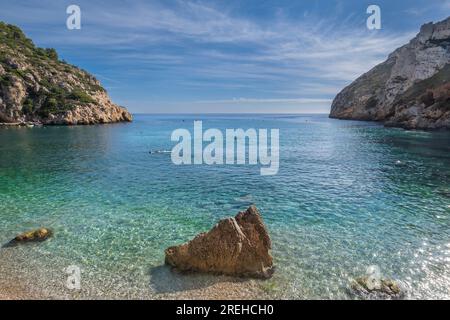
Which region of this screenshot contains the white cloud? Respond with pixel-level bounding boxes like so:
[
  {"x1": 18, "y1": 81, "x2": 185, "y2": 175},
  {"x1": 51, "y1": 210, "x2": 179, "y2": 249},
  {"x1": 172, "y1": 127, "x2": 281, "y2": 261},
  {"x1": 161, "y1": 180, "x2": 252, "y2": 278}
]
[{"x1": 195, "y1": 98, "x2": 333, "y2": 104}]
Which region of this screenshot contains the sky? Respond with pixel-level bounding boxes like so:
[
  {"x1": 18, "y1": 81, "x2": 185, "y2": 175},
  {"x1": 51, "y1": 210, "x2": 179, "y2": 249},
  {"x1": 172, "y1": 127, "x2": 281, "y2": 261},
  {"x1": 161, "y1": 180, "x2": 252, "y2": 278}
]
[{"x1": 0, "y1": 0, "x2": 449, "y2": 113}]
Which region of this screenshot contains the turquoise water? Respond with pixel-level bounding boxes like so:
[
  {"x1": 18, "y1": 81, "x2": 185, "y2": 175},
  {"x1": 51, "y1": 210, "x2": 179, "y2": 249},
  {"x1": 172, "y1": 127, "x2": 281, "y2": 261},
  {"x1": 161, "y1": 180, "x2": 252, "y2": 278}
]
[{"x1": 0, "y1": 114, "x2": 449, "y2": 299}]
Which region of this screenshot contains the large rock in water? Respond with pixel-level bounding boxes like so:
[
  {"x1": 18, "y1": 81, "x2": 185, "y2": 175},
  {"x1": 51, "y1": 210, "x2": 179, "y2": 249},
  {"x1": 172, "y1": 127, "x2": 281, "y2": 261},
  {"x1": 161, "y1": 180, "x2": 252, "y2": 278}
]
[
  {"x1": 330, "y1": 16, "x2": 450, "y2": 130},
  {"x1": 165, "y1": 206, "x2": 274, "y2": 278},
  {"x1": 0, "y1": 22, "x2": 132, "y2": 125}
]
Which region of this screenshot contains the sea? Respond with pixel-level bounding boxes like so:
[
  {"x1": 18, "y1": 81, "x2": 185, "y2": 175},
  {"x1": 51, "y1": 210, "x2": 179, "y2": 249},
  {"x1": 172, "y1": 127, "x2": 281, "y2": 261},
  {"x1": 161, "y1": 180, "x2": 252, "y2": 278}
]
[{"x1": 0, "y1": 114, "x2": 449, "y2": 299}]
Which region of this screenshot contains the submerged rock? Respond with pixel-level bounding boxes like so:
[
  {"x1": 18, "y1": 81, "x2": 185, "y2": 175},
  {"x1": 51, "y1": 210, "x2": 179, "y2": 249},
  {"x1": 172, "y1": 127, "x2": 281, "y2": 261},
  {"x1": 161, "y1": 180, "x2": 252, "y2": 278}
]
[
  {"x1": 165, "y1": 206, "x2": 274, "y2": 278},
  {"x1": 5, "y1": 228, "x2": 52, "y2": 247},
  {"x1": 351, "y1": 276, "x2": 402, "y2": 298}
]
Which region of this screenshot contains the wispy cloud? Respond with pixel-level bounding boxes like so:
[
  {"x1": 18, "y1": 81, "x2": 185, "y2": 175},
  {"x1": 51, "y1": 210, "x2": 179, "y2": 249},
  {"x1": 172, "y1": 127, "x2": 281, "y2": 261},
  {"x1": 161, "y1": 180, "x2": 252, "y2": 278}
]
[{"x1": 195, "y1": 98, "x2": 333, "y2": 104}]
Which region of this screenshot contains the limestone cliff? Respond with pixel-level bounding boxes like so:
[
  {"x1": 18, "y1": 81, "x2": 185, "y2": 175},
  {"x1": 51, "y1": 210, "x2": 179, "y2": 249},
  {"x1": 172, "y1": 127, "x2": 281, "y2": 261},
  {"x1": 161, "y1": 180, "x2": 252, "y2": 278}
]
[
  {"x1": 0, "y1": 22, "x2": 132, "y2": 125},
  {"x1": 330, "y1": 17, "x2": 450, "y2": 130}
]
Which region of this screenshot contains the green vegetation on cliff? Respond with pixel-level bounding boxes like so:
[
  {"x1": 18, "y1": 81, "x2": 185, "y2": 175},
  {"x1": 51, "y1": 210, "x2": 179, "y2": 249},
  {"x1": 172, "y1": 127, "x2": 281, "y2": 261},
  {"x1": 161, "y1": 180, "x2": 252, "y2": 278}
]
[
  {"x1": 396, "y1": 64, "x2": 450, "y2": 111},
  {"x1": 0, "y1": 22, "x2": 110, "y2": 122}
]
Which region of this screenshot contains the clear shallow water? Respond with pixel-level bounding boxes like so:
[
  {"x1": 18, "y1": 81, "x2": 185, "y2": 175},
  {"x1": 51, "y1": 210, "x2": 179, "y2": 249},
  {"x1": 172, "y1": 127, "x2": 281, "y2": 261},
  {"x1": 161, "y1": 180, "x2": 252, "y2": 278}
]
[{"x1": 0, "y1": 114, "x2": 449, "y2": 299}]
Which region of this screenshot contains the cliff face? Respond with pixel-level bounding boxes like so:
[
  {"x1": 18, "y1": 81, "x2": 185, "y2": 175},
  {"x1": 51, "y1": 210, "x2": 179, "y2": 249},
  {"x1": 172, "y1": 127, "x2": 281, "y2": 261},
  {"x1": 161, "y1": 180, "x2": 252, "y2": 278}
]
[
  {"x1": 330, "y1": 17, "x2": 450, "y2": 130},
  {"x1": 0, "y1": 22, "x2": 132, "y2": 125}
]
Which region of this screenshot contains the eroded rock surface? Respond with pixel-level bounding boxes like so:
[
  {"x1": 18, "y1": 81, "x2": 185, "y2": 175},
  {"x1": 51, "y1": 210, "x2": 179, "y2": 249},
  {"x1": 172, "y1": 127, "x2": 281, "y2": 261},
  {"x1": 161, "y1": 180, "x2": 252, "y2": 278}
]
[
  {"x1": 165, "y1": 206, "x2": 274, "y2": 278},
  {"x1": 330, "y1": 17, "x2": 450, "y2": 130},
  {"x1": 0, "y1": 22, "x2": 131, "y2": 125},
  {"x1": 351, "y1": 276, "x2": 403, "y2": 299}
]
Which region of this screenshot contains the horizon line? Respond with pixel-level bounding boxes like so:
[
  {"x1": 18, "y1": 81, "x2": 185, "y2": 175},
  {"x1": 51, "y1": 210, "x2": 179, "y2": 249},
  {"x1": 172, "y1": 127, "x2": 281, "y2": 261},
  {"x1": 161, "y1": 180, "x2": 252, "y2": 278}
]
[{"x1": 129, "y1": 112, "x2": 331, "y2": 115}]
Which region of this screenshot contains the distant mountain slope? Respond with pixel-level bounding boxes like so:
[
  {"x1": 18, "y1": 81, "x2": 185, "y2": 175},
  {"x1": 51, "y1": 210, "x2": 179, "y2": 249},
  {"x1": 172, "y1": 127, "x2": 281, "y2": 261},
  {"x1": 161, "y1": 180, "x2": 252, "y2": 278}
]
[
  {"x1": 0, "y1": 22, "x2": 132, "y2": 125},
  {"x1": 330, "y1": 17, "x2": 450, "y2": 130}
]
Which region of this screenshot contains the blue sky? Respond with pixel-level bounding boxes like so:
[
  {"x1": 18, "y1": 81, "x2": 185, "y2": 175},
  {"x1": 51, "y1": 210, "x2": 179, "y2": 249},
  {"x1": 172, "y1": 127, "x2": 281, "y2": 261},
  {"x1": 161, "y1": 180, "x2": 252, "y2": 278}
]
[{"x1": 0, "y1": 0, "x2": 449, "y2": 113}]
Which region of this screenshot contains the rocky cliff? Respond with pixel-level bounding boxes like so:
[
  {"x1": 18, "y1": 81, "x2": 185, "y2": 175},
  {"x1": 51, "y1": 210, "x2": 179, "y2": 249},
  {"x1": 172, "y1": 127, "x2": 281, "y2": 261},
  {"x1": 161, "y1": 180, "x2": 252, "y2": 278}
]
[
  {"x1": 0, "y1": 22, "x2": 132, "y2": 125},
  {"x1": 330, "y1": 17, "x2": 450, "y2": 130}
]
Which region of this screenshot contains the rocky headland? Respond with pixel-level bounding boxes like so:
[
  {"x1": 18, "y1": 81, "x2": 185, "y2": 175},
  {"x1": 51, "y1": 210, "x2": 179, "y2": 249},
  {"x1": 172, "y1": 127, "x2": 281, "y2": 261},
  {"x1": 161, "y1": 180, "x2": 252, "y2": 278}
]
[
  {"x1": 330, "y1": 17, "x2": 450, "y2": 130},
  {"x1": 0, "y1": 22, "x2": 131, "y2": 125}
]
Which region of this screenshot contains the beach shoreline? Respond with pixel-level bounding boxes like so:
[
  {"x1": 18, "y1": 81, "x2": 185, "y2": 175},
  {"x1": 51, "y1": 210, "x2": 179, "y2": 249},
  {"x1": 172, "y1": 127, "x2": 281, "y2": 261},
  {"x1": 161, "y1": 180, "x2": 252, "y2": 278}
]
[
  {"x1": 0, "y1": 254, "x2": 271, "y2": 300},
  {"x1": 0, "y1": 278, "x2": 270, "y2": 300}
]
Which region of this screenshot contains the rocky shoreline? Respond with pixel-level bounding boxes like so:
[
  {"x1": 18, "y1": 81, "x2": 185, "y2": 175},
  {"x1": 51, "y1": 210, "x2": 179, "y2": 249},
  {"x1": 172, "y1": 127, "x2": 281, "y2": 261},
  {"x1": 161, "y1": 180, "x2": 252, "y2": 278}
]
[
  {"x1": 0, "y1": 22, "x2": 132, "y2": 125},
  {"x1": 330, "y1": 16, "x2": 450, "y2": 130}
]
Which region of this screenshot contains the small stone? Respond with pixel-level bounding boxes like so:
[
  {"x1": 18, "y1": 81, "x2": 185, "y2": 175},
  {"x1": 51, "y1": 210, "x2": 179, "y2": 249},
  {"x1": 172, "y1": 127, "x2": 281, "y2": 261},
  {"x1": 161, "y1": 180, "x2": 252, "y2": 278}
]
[
  {"x1": 351, "y1": 276, "x2": 403, "y2": 298},
  {"x1": 5, "y1": 228, "x2": 53, "y2": 247}
]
